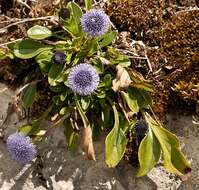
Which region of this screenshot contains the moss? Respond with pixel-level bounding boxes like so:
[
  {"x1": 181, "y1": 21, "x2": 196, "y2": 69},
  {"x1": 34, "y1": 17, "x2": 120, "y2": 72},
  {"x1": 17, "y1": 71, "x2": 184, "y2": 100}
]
[
  {"x1": 105, "y1": 0, "x2": 162, "y2": 38},
  {"x1": 148, "y1": 11, "x2": 199, "y2": 116},
  {"x1": 106, "y1": 1, "x2": 199, "y2": 117}
]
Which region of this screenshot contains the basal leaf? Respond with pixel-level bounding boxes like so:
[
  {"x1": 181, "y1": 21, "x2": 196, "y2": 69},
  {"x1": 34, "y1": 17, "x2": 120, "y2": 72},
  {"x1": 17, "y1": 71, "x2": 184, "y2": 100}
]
[
  {"x1": 64, "y1": 2, "x2": 83, "y2": 36},
  {"x1": 128, "y1": 87, "x2": 152, "y2": 109},
  {"x1": 14, "y1": 39, "x2": 52, "y2": 59},
  {"x1": 121, "y1": 91, "x2": 139, "y2": 113},
  {"x1": 65, "y1": 122, "x2": 79, "y2": 152},
  {"x1": 144, "y1": 112, "x2": 191, "y2": 175},
  {"x1": 27, "y1": 25, "x2": 52, "y2": 40},
  {"x1": 137, "y1": 128, "x2": 161, "y2": 176},
  {"x1": 99, "y1": 31, "x2": 117, "y2": 48},
  {"x1": 36, "y1": 50, "x2": 53, "y2": 74},
  {"x1": 105, "y1": 104, "x2": 127, "y2": 167},
  {"x1": 48, "y1": 63, "x2": 64, "y2": 86},
  {"x1": 22, "y1": 83, "x2": 37, "y2": 108}
]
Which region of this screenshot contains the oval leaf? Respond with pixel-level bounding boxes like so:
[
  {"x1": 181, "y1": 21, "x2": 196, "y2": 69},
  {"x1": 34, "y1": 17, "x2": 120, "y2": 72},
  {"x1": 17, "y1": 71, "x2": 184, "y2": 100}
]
[
  {"x1": 128, "y1": 87, "x2": 152, "y2": 109},
  {"x1": 27, "y1": 25, "x2": 52, "y2": 40},
  {"x1": 137, "y1": 128, "x2": 161, "y2": 176},
  {"x1": 99, "y1": 31, "x2": 117, "y2": 48},
  {"x1": 121, "y1": 91, "x2": 139, "y2": 113},
  {"x1": 105, "y1": 104, "x2": 127, "y2": 167},
  {"x1": 48, "y1": 63, "x2": 64, "y2": 86},
  {"x1": 144, "y1": 112, "x2": 191, "y2": 175},
  {"x1": 63, "y1": 2, "x2": 83, "y2": 36},
  {"x1": 14, "y1": 39, "x2": 52, "y2": 59},
  {"x1": 22, "y1": 83, "x2": 37, "y2": 108},
  {"x1": 36, "y1": 50, "x2": 53, "y2": 74}
]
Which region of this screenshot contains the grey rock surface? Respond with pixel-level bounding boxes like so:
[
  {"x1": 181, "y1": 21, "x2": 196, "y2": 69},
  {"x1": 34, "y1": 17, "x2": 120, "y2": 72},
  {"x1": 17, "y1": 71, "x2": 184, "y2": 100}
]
[{"x1": 0, "y1": 83, "x2": 198, "y2": 190}]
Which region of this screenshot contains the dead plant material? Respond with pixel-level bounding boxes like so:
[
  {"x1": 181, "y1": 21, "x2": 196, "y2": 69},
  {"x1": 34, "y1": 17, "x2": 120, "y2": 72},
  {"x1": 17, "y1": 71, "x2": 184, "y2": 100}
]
[
  {"x1": 80, "y1": 126, "x2": 96, "y2": 161},
  {"x1": 112, "y1": 65, "x2": 132, "y2": 92}
]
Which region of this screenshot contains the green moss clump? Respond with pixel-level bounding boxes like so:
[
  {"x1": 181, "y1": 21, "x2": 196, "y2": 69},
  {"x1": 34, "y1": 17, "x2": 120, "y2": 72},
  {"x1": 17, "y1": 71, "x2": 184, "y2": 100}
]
[
  {"x1": 106, "y1": 0, "x2": 199, "y2": 117},
  {"x1": 105, "y1": 0, "x2": 162, "y2": 36},
  {"x1": 148, "y1": 10, "x2": 199, "y2": 115}
]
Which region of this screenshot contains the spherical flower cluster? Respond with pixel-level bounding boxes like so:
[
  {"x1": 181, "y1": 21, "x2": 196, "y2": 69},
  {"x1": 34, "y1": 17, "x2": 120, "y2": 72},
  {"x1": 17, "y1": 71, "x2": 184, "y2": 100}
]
[
  {"x1": 68, "y1": 63, "x2": 99, "y2": 96},
  {"x1": 81, "y1": 9, "x2": 110, "y2": 37},
  {"x1": 7, "y1": 133, "x2": 37, "y2": 164}
]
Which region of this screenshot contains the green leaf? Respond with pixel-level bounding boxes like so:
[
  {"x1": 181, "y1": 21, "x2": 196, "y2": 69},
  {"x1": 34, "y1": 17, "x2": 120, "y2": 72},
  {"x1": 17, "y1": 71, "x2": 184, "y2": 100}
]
[
  {"x1": 144, "y1": 112, "x2": 191, "y2": 175},
  {"x1": 52, "y1": 96, "x2": 62, "y2": 105},
  {"x1": 36, "y1": 50, "x2": 53, "y2": 74},
  {"x1": 128, "y1": 87, "x2": 152, "y2": 109},
  {"x1": 65, "y1": 121, "x2": 79, "y2": 152},
  {"x1": 0, "y1": 49, "x2": 7, "y2": 60},
  {"x1": 63, "y1": 2, "x2": 83, "y2": 36},
  {"x1": 48, "y1": 63, "x2": 64, "y2": 86},
  {"x1": 87, "y1": 38, "x2": 98, "y2": 56},
  {"x1": 22, "y1": 83, "x2": 37, "y2": 108},
  {"x1": 103, "y1": 74, "x2": 112, "y2": 87},
  {"x1": 76, "y1": 99, "x2": 90, "y2": 128},
  {"x1": 60, "y1": 107, "x2": 69, "y2": 115},
  {"x1": 121, "y1": 91, "x2": 139, "y2": 113},
  {"x1": 60, "y1": 91, "x2": 68, "y2": 101},
  {"x1": 50, "y1": 84, "x2": 65, "y2": 93},
  {"x1": 0, "y1": 49, "x2": 14, "y2": 60},
  {"x1": 137, "y1": 128, "x2": 161, "y2": 176},
  {"x1": 81, "y1": 97, "x2": 90, "y2": 110},
  {"x1": 18, "y1": 124, "x2": 33, "y2": 135},
  {"x1": 99, "y1": 31, "x2": 117, "y2": 48},
  {"x1": 105, "y1": 47, "x2": 131, "y2": 67},
  {"x1": 68, "y1": 132, "x2": 79, "y2": 152},
  {"x1": 14, "y1": 39, "x2": 52, "y2": 59},
  {"x1": 129, "y1": 70, "x2": 154, "y2": 92},
  {"x1": 101, "y1": 103, "x2": 111, "y2": 127},
  {"x1": 105, "y1": 104, "x2": 127, "y2": 167},
  {"x1": 85, "y1": 0, "x2": 92, "y2": 10},
  {"x1": 27, "y1": 25, "x2": 52, "y2": 40}
]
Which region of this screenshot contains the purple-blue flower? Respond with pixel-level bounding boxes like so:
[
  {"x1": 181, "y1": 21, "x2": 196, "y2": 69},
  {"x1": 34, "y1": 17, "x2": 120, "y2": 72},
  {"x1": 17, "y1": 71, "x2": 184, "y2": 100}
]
[
  {"x1": 7, "y1": 133, "x2": 37, "y2": 164},
  {"x1": 81, "y1": 9, "x2": 110, "y2": 37},
  {"x1": 68, "y1": 63, "x2": 99, "y2": 96}
]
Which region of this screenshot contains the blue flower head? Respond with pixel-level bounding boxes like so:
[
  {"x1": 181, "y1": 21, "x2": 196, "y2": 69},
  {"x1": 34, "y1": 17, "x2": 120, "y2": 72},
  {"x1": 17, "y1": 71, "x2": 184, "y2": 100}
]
[
  {"x1": 7, "y1": 133, "x2": 37, "y2": 164},
  {"x1": 68, "y1": 63, "x2": 99, "y2": 96},
  {"x1": 81, "y1": 9, "x2": 110, "y2": 37}
]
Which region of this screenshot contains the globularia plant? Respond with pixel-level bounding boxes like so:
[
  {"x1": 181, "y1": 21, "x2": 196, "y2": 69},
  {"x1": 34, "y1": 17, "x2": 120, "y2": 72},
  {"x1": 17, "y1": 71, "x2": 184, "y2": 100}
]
[{"x1": 0, "y1": 0, "x2": 191, "y2": 176}]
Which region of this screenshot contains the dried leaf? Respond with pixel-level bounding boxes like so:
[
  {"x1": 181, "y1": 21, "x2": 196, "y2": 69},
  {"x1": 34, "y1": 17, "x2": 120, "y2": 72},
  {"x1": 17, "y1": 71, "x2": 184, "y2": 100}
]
[
  {"x1": 80, "y1": 126, "x2": 96, "y2": 160},
  {"x1": 112, "y1": 65, "x2": 131, "y2": 92}
]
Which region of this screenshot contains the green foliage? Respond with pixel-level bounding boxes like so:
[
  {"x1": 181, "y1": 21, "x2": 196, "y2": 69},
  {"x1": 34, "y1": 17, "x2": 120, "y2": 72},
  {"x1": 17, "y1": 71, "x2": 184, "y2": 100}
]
[
  {"x1": 144, "y1": 112, "x2": 191, "y2": 175},
  {"x1": 14, "y1": 39, "x2": 52, "y2": 59},
  {"x1": 22, "y1": 83, "x2": 37, "y2": 109},
  {"x1": 27, "y1": 25, "x2": 52, "y2": 40},
  {"x1": 85, "y1": 0, "x2": 92, "y2": 10},
  {"x1": 2, "y1": 0, "x2": 191, "y2": 177},
  {"x1": 105, "y1": 104, "x2": 127, "y2": 167},
  {"x1": 137, "y1": 127, "x2": 161, "y2": 176}
]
